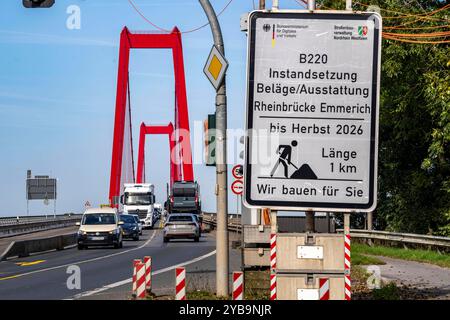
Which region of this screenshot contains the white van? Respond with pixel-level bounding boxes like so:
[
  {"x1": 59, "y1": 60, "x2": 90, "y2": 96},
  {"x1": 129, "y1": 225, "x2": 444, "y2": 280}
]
[{"x1": 76, "y1": 207, "x2": 123, "y2": 249}]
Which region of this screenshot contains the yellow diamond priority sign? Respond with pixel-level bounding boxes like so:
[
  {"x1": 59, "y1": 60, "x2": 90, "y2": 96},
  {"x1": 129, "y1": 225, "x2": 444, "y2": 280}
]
[{"x1": 203, "y1": 45, "x2": 228, "y2": 90}]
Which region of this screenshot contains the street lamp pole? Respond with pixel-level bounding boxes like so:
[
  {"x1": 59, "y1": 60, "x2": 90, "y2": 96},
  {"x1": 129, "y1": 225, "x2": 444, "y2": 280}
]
[{"x1": 199, "y1": 0, "x2": 229, "y2": 298}]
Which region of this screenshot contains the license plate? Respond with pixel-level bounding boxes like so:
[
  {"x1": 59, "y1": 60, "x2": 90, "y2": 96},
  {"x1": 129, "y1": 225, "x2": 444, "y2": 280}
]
[{"x1": 91, "y1": 236, "x2": 104, "y2": 241}]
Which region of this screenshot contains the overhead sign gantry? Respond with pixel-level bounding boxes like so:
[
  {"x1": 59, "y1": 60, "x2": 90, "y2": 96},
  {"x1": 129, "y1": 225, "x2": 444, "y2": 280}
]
[{"x1": 243, "y1": 11, "x2": 382, "y2": 212}]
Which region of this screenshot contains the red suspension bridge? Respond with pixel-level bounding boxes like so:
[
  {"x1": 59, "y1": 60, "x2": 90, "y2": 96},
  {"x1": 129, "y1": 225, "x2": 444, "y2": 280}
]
[{"x1": 108, "y1": 27, "x2": 195, "y2": 206}]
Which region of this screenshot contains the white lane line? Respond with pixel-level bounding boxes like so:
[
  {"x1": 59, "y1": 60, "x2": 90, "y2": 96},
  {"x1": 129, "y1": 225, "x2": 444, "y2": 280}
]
[
  {"x1": 0, "y1": 230, "x2": 158, "y2": 281},
  {"x1": 69, "y1": 249, "x2": 217, "y2": 300}
]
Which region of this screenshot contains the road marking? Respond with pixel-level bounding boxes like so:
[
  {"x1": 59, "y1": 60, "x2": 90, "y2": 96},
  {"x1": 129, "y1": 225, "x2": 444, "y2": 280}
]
[
  {"x1": 0, "y1": 274, "x2": 20, "y2": 281},
  {"x1": 15, "y1": 260, "x2": 46, "y2": 267},
  {"x1": 69, "y1": 249, "x2": 216, "y2": 300},
  {"x1": 0, "y1": 230, "x2": 157, "y2": 282}
]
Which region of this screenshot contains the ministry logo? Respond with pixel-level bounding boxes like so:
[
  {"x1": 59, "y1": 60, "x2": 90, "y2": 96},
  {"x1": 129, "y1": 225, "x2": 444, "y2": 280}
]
[
  {"x1": 263, "y1": 24, "x2": 271, "y2": 32},
  {"x1": 358, "y1": 25, "x2": 368, "y2": 36}
]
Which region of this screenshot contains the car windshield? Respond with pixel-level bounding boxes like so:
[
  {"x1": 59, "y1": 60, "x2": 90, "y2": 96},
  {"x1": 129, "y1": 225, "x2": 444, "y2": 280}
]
[
  {"x1": 168, "y1": 215, "x2": 194, "y2": 223},
  {"x1": 82, "y1": 213, "x2": 116, "y2": 225},
  {"x1": 120, "y1": 215, "x2": 136, "y2": 224},
  {"x1": 124, "y1": 193, "x2": 153, "y2": 205}
]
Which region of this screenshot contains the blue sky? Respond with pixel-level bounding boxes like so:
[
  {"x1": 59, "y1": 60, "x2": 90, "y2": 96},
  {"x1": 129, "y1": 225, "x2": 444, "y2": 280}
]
[{"x1": 0, "y1": 0, "x2": 306, "y2": 216}]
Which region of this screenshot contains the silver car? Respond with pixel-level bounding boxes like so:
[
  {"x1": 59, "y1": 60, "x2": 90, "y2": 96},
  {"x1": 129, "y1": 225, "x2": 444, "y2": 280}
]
[{"x1": 163, "y1": 214, "x2": 200, "y2": 243}]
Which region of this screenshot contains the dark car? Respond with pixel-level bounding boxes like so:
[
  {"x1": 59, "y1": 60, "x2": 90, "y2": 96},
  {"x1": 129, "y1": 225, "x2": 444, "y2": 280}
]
[
  {"x1": 130, "y1": 214, "x2": 143, "y2": 235},
  {"x1": 167, "y1": 181, "x2": 201, "y2": 214},
  {"x1": 119, "y1": 214, "x2": 140, "y2": 241}
]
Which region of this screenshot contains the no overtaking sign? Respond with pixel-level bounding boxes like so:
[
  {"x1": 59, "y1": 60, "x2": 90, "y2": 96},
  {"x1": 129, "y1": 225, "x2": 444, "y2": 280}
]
[{"x1": 243, "y1": 11, "x2": 382, "y2": 212}]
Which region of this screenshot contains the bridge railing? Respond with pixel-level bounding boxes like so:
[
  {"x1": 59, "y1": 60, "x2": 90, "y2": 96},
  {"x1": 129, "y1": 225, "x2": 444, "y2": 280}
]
[
  {"x1": 0, "y1": 214, "x2": 82, "y2": 238},
  {"x1": 0, "y1": 214, "x2": 82, "y2": 226}
]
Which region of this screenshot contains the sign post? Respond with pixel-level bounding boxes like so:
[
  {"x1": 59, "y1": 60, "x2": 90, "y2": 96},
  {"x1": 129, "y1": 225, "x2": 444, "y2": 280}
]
[
  {"x1": 244, "y1": 11, "x2": 381, "y2": 213},
  {"x1": 231, "y1": 165, "x2": 244, "y2": 215}
]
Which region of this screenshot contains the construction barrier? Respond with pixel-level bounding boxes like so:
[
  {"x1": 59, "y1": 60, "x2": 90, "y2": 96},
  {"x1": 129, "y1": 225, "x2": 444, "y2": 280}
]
[
  {"x1": 132, "y1": 259, "x2": 141, "y2": 298},
  {"x1": 276, "y1": 273, "x2": 345, "y2": 300},
  {"x1": 270, "y1": 233, "x2": 276, "y2": 270},
  {"x1": 175, "y1": 267, "x2": 186, "y2": 300},
  {"x1": 319, "y1": 278, "x2": 330, "y2": 300},
  {"x1": 232, "y1": 271, "x2": 244, "y2": 300},
  {"x1": 344, "y1": 234, "x2": 351, "y2": 300},
  {"x1": 136, "y1": 262, "x2": 146, "y2": 299},
  {"x1": 270, "y1": 273, "x2": 277, "y2": 300},
  {"x1": 143, "y1": 256, "x2": 152, "y2": 292}
]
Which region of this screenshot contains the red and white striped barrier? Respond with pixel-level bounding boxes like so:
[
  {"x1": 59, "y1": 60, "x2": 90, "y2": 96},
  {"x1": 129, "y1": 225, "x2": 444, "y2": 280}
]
[
  {"x1": 132, "y1": 259, "x2": 141, "y2": 297},
  {"x1": 135, "y1": 262, "x2": 147, "y2": 299},
  {"x1": 175, "y1": 267, "x2": 186, "y2": 300},
  {"x1": 270, "y1": 233, "x2": 277, "y2": 270},
  {"x1": 232, "y1": 272, "x2": 244, "y2": 300},
  {"x1": 319, "y1": 278, "x2": 330, "y2": 300},
  {"x1": 143, "y1": 256, "x2": 152, "y2": 292},
  {"x1": 270, "y1": 273, "x2": 277, "y2": 300},
  {"x1": 344, "y1": 234, "x2": 351, "y2": 300}
]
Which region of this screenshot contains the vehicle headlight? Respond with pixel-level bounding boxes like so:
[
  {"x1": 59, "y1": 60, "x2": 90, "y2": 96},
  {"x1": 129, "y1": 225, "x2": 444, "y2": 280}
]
[
  {"x1": 77, "y1": 230, "x2": 86, "y2": 236},
  {"x1": 133, "y1": 226, "x2": 137, "y2": 231},
  {"x1": 109, "y1": 228, "x2": 120, "y2": 234}
]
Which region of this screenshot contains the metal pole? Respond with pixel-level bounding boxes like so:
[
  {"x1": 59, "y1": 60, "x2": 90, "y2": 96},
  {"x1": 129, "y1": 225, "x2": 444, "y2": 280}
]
[
  {"x1": 346, "y1": 0, "x2": 352, "y2": 11},
  {"x1": 272, "y1": 0, "x2": 279, "y2": 11},
  {"x1": 304, "y1": 0, "x2": 317, "y2": 234},
  {"x1": 367, "y1": 211, "x2": 373, "y2": 230},
  {"x1": 256, "y1": 0, "x2": 265, "y2": 231},
  {"x1": 199, "y1": 0, "x2": 229, "y2": 298},
  {"x1": 305, "y1": 210, "x2": 315, "y2": 232},
  {"x1": 259, "y1": 0, "x2": 265, "y2": 10},
  {"x1": 54, "y1": 180, "x2": 56, "y2": 218},
  {"x1": 326, "y1": 212, "x2": 330, "y2": 233},
  {"x1": 344, "y1": 213, "x2": 350, "y2": 235}
]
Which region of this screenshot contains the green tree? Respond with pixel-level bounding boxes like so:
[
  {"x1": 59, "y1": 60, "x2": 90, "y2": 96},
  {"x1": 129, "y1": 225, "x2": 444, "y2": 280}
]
[{"x1": 319, "y1": 0, "x2": 450, "y2": 234}]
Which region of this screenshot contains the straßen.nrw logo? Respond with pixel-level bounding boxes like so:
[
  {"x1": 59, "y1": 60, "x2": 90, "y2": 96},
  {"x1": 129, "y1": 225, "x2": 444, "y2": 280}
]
[
  {"x1": 358, "y1": 25, "x2": 368, "y2": 36},
  {"x1": 263, "y1": 24, "x2": 271, "y2": 32}
]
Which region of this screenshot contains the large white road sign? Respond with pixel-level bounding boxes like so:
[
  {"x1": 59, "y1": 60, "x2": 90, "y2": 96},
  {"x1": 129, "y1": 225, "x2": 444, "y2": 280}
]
[{"x1": 244, "y1": 12, "x2": 382, "y2": 212}]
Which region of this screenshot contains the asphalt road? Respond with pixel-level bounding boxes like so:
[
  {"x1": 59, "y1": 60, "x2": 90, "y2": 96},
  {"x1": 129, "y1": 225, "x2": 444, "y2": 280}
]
[
  {"x1": 0, "y1": 226, "x2": 216, "y2": 300},
  {"x1": 373, "y1": 256, "x2": 450, "y2": 299}
]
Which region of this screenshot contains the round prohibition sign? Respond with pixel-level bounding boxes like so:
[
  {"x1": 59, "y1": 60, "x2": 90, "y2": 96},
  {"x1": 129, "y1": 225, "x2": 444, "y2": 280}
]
[
  {"x1": 232, "y1": 164, "x2": 243, "y2": 180},
  {"x1": 231, "y1": 180, "x2": 244, "y2": 195}
]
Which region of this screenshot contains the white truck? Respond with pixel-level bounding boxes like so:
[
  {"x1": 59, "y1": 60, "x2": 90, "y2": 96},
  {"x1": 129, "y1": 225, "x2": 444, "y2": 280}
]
[{"x1": 120, "y1": 183, "x2": 156, "y2": 229}]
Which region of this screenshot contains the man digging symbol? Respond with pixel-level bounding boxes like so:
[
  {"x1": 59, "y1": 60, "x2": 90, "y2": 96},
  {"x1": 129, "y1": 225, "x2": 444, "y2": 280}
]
[
  {"x1": 270, "y1": 140, "x2": 318, "y2": 180},
  {"x1": 270, "y1": 140, "x2": 297, "y2": 178}
]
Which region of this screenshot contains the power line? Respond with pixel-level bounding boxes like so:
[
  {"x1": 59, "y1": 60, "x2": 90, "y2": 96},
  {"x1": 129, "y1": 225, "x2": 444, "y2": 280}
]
[{"x1": 127, "y1": 0, "x2": 234, "y2": 34}]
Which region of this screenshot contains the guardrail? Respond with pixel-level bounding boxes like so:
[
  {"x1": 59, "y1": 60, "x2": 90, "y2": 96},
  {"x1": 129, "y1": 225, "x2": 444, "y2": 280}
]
[
  {"x1": 337, "y1": 229, "x2": 450, "y2": 251},
  {"x1": 202, "y1": 214, "x2": 450, "y2": 252},
  {"x1": 0, "y1": 214, "x2": 82, "y2": 238},
  {"x1": 0, "y1": 214, "x2": 82, "y2": 226},
  {"x1": 202, "y1": 213, "x2": 242, "y2": 232}
]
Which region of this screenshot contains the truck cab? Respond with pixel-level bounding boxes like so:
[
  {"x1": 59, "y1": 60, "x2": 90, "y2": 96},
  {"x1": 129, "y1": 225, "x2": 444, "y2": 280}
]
[
  {"x1": 167, "y1": 181, "x2": 201, "y2": 215},
  {"x1": 120, "y1": 183, "x2": 155, "y2": 229}
]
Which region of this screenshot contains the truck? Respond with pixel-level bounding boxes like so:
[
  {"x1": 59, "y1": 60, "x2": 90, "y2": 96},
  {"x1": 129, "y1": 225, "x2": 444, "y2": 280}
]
[
  {"x1": 166, "y1": 181, "x2": 201, "y2": 215},
  {"x1": 120, "y1": 183, "x2": 156, "y2": 229}
]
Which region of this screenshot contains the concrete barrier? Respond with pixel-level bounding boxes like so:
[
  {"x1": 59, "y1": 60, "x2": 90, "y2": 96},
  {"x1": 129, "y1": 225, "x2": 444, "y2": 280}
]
[{"x1": 0, "y1": 233, "x2": 77, "y2": 261}]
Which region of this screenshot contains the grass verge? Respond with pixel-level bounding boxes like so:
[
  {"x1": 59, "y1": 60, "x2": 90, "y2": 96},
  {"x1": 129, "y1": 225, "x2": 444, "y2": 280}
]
[{"x1": 352, "y1": 242, "x2": 450, "y2": 269}]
